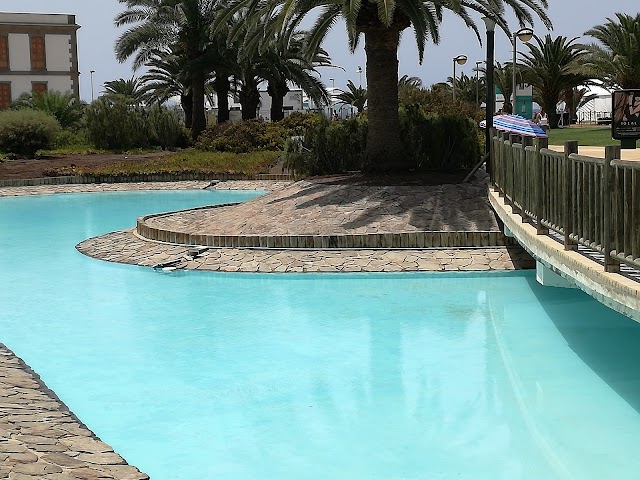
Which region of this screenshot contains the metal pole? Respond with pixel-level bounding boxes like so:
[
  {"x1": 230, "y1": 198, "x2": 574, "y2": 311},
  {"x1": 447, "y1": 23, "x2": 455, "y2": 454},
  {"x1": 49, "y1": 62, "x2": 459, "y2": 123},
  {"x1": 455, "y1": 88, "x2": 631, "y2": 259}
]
[
  {"x1": 90, "y1": 70, "x2": 95, "y2": 102},
  {"x1": 512, "y1": 33, "x2": 517, "y2": 114},
  {"x1": 452, "y1": 59, "x2": 457, "y2": 102},
  {"x1": 485, "y1": 21, "x2": 495, "y2": 176},
  {"x1": 475, "y1": 61, "x2": 481, "y2": 106}
]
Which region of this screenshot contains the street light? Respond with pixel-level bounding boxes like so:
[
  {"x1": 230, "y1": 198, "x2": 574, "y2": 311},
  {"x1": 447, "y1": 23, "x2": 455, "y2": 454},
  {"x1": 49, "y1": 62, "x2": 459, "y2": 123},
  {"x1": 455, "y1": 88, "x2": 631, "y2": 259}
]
[
  {"x1": 89, "y1": 70, "x2": 95, "y2": 102},
  {"x1": 512, "y1": 28, "x2": 533, "y2": 114},
  {"x1": 482, "y1": 16, "x2": 496, "y2": 176},
  {"x1": 474, "y1": 61, "x2": 483, "y2": 106},
  {"x1": 452, "y1": 54, "x2": 468, "y2": 101},
  {"x1": 356, "y1": 66, "x2": 363, "y2": 87}
]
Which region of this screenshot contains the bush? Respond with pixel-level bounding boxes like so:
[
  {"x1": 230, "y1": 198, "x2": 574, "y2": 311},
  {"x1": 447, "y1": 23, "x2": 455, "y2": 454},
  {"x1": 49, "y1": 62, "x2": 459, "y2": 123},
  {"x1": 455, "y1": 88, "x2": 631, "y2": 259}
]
[
  {"x1": 148, "y1": 105, "x2": 190, "y2": 150},
  {"x1": 0, "y1": 109, "x2": 60, "y2": 157},
  {"x1": 196, "y1": 119, "x2": 290, "y2": 153},
  {"x1": 400, "y1": 106, "x2": 481, "y2": 170},
  {"x1": 85, "y1": 96, "x2": 151, "y2": 150},
  {"x1": 283, "y1": 116, "x2": 367, "y2": 175},
  {"x1": 279, "y1": 112, "x2": 323, "y2": 135}
]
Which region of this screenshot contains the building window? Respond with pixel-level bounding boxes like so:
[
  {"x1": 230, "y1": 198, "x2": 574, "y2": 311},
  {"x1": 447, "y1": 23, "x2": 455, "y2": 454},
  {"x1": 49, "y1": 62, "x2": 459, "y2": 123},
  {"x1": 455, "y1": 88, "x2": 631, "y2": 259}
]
[
  {"x1": 32, "y1": 82, "x2": 48, "y2": 96},
  {"x1": 0, "y1": 36, "x2": 8, "y2": 70},
  {"x1": 0, "y1": 83, "x2": 11, "y2": 111},
  {"x1": 30, "y1": 36, "x2": 46, "y2": 71}
]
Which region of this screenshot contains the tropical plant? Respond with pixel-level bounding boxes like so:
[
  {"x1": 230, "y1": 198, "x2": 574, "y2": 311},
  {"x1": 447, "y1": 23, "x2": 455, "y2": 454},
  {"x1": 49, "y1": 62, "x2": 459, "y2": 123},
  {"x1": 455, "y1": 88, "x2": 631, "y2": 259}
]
[
  {"x1": 221, "y1": 0, "x2": 551, "y2": 170},
  {"x1": 335, "y1": 80, "x2": 367, "y2": 114},
  {"x1": 584, "y1": 13, "x2": 640, "y2": 89},
  {"x1": 520, "y1": 35, "x2": 590, "y2": 128},
  {"x1": 11, "y1": 90, "x2": 85, "y2": 129},
  {"x1": 140, "y1": 49, "x2": 194, "y2": 127},
  {"x1": 115, "y1": 0, "x2": 219, "y2": 139},
  {"x1": 444, "y1": 73, "x2": 485, "y2": 106},
  {"x1": 102, "y1": 77, "x2": 148, "y2": 105}
]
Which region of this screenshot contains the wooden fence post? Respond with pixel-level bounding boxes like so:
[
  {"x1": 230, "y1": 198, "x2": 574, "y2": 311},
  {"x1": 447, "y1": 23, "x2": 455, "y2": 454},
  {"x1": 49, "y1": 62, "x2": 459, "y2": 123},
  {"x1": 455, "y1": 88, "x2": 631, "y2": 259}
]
[
  {"x1": 564, "y1": 141, "x2": 578, "y2": 250},
  {"x1": 603, "y1": 145, "x2": 621, "y2": 273},
  {"x1": 535, "y1": 137, "x2": 549, "y2": 235}
]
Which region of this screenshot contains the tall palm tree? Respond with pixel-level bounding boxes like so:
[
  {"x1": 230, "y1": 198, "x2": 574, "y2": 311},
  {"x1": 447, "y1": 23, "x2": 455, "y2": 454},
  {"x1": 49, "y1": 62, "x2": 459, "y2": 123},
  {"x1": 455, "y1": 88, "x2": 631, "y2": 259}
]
[
  {"x1": 221, "y1": 0, "x2": 551, "y2": 170},
  {"x1": 115, "y1": 0, "x2": 218, "y2": 139},
  {"x1": 584, "y1": 13, "x2": 640, "y2": 89},
  {"x1": 520, "y1": 35, "x2": 590, "y2": 128},
  {"x1": 445, "y1": 73, "x2": 485, "y2": 106},
  {"x1": 335, "y1": 80, "x2": 367, "y2": 113}
]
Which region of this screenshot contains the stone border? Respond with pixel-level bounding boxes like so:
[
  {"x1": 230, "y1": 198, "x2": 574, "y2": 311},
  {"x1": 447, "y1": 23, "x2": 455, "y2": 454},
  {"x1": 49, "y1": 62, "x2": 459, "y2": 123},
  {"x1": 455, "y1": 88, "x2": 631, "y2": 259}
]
[
  {"x1": 136, "y1": 204, "x2": 519, "y2": 249},
  {"x1": 0, "y1": 343, "x2": 148, "y2": 480},
  {"x1": 0, "y1": 173, "x2": 295, "y2": 188}
]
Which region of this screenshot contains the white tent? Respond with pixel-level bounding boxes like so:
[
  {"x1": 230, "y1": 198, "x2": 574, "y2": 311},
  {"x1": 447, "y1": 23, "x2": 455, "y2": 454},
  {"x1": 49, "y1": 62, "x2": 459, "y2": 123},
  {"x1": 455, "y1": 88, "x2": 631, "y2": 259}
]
[{"x1": 576, "y1": 85, "x2": 612, "y2": 124}]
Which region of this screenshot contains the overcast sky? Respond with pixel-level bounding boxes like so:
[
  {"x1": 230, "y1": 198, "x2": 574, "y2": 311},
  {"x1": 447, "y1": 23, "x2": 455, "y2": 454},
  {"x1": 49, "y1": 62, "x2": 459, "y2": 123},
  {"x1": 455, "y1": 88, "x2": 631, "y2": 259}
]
[{"x1": 12, "y1": 1, "x2": 640, "y2": 101}]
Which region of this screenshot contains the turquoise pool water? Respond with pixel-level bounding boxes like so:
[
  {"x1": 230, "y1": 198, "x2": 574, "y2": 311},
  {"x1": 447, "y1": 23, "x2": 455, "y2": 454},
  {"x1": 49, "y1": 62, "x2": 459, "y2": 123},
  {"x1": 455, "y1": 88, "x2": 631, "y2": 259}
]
[{"x1": 2, "y1": 190, "x2": 640, "y2": 479}]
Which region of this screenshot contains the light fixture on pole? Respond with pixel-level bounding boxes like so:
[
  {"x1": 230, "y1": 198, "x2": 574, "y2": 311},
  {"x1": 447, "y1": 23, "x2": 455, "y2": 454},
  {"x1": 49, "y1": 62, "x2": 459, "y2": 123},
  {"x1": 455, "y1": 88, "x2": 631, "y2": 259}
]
[
  {"x1": 482, "y1": 16, "x2": 496, "y2": 177},
  {"x1": 356, "y1": 66, "x2": 363, "y2": 87},
  {"x1": 475, "y1": 61, "x2": 483, "y2": 106},
  {"x1": 89, "y1": 70, "x2": 95, "y2": 102},
  {"x1": 452, "y1": 55, "x2": 468, "y2": 101},
  {"x1": 511, "y1": 28, "x2": 533, "y2": 114}
]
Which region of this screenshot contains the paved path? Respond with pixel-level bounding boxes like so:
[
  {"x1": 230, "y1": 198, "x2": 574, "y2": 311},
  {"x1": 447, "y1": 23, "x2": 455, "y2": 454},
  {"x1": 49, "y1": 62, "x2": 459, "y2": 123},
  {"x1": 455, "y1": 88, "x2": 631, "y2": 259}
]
[{"x1": 549, "y1": 145, "x2": 640, "y2": 160}]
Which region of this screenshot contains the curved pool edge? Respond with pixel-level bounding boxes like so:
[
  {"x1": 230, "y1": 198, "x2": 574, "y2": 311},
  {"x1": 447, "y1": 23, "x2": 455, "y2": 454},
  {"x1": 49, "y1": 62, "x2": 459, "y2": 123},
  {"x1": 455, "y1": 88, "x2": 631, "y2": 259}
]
[{"x1": 0, "y1": 343, "x2": 149, "y2": 480}]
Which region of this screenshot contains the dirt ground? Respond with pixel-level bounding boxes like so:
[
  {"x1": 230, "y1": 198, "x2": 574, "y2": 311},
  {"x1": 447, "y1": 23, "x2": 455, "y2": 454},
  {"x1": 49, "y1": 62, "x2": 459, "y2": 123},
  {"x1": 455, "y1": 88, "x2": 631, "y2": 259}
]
[{"x1": 0, "y1": 152, "x2": 172, "y2": 180}]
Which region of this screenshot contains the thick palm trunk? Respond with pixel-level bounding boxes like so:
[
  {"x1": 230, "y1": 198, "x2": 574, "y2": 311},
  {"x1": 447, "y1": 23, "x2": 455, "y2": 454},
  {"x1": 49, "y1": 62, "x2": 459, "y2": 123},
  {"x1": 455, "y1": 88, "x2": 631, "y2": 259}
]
[
  {"x1": 363, "y1": 27, "x2": 410, "y2": 171},
  {"x1": 191, "y1": 69, "x2": 207, "y2": 140},
  {"x1": 214, "y1": 75, "x2": 230, "y2": 124},
  {"x1": 181, "y1": 92, "x2": 192, "y2": 129},
  {"x1": 240, "y1": 83, "x2": 260, "y2": 120},
  {"x1": 268, "y1": 81, "x2": 288, "y2": 122}
]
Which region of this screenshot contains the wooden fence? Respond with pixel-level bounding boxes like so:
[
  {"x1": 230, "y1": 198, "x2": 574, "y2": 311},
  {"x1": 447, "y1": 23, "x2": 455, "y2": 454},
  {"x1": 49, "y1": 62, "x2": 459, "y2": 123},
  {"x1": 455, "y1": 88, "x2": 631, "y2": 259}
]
[{"x1": 491, "y1": 130, "x2": 640, "y2": 273}]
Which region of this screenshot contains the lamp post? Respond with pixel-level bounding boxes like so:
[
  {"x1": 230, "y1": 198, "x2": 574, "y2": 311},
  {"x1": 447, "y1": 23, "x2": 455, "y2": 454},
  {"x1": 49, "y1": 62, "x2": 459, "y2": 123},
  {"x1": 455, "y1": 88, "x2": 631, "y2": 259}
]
[
  {"x1": 89, "y1": 70, "x2": 95, "y2": 102},
  {"x1": 475, "y1": 61, "x2": 483, "y2": 106},
  {"x1": 452, "y1": 55, "x2": 468, "y2": 101},
  {"x1": 482, "y1": 16, "x2": 496, "y2": 177},
  {"x1": 356, "y1": 66, "x2": 363, "y2": 87},
  {"x1": 511, "y1": 28, "x2": 533, "y2": 114}
]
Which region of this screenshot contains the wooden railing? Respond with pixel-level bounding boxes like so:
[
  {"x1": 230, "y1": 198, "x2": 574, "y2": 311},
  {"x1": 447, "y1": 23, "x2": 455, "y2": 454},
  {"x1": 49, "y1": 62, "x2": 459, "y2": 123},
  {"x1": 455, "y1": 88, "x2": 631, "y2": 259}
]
[{"x1": 491, "y1": 130, "x2": 640, "y2": 273}]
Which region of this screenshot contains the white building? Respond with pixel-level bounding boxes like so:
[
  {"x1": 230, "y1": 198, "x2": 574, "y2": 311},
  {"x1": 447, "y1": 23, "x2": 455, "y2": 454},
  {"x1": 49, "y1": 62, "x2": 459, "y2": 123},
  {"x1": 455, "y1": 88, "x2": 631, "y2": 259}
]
[{"x1": 0, "y1": 12, "x2": 80, "y2": 109}]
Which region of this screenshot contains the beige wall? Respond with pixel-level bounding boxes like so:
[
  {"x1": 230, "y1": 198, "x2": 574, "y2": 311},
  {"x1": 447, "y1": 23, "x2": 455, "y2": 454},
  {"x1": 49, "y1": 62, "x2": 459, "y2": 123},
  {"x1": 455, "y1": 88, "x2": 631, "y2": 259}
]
[
  {"x1": 8, "y1": 33, "x2": 29, "y2": 71},
  {"x1": 45, "y1": 34, "x2": 72, "y2": 71},
  {"x1": 0, "y1": 13, "x2": 70, "y2": 25}
]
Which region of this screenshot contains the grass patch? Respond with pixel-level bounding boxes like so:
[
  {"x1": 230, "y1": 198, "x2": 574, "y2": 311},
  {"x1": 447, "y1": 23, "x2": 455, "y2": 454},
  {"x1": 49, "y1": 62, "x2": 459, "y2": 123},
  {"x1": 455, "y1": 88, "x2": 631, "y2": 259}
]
[
  {"x1": 38, "y1": 145, "x2": 162, "y2": 156},
  {"x1": 548, "y1": 126, "x2": 639, "y2": 147},
  {"x1": 45, "y1": 149, "x2": 282, "y2": 176}
]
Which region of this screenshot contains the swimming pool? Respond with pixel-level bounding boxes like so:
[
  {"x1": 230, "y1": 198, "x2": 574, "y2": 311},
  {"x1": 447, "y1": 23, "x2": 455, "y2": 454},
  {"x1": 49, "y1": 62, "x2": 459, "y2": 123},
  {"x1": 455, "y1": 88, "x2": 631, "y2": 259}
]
[{"x1": 2, "y1": 190, "x2": 640, "y2": 479}]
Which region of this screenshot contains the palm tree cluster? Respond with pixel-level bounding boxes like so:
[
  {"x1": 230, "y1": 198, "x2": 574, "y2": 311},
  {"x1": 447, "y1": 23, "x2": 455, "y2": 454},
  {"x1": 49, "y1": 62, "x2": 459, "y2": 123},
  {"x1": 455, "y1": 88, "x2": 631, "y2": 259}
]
[{"x1": 114, "y1": 0, "x2": 331, "y2": 140}]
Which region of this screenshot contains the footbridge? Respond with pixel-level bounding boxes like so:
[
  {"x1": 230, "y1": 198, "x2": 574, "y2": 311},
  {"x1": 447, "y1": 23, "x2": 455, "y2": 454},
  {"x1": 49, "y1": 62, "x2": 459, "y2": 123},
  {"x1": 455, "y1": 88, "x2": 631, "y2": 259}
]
[{"x1": 487, "y1": 132, "x2": 640, "y2": 322}]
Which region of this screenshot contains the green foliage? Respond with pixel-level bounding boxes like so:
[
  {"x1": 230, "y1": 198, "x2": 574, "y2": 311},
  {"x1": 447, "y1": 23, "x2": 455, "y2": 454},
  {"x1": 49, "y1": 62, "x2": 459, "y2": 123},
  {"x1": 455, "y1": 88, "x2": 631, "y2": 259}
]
[
  {"x1": 0, "y1": 109, "x2": 60, "y2": 157},
  {"x1": 147, "y1": 105, "x2": 191, "y2": 150},
  {"x1": 283, "y1": 116, "x2": 367, "y2": 175},
  {"x1": 279, "y1": 112, "x2": 323, "y2": 135},
  {"x1": 85, "y1": 97, "x2": 151, "y2": 150},
  {"x1": 11, "y1": 90, "x2": 85, "y2": 129},
  {"x1": 196, "y1": 120, "x2": 290, "y2": 153},
  {"x1": 399, "y1": 106, "x2": 481, "y2": 170}
]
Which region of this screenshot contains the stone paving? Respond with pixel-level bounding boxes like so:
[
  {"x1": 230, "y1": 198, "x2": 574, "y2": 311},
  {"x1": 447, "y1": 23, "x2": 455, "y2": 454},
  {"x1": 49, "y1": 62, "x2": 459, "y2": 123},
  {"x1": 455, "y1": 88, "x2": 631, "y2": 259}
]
[
  {"x1": 0, "y1": 344, "x2": 148, "y2": 480},
  {"x1": 0, "y1": 176, "x2": 535, "y2": 479}
]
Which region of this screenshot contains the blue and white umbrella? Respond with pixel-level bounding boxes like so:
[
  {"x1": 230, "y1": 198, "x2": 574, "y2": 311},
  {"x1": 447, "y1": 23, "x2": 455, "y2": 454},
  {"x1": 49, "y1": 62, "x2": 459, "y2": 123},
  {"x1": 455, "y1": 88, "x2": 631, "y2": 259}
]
[{"x1": 479, "y1": 114, "x2": 548, "y2": 138}]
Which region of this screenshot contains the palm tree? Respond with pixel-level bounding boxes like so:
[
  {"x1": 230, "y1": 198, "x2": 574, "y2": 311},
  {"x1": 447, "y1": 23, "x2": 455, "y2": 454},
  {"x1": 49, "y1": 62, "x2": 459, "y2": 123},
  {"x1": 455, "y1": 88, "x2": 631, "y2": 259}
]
[
  {"x1": 140, "y1": 49, "x2": 194, "y2": 127},
  {"x1": 221, "y1": 0, "x2": 551, "y2": 170},
  {"x1": 335, "y1": 80, "x2": 367, "y2": 114},
  {"x1": 11, "y1": 90, "x2": 85, "y2": 129},
  {"x1": 115, "y1": 0, "x2": 218, "y2": 139},
  {"x1": 103, "y1": 77, "x2": 147, "y2": 104},
  {"x1": 520, "y1": 35, "x2": 590, "y2": 129},
  {"x1": 584, "y1": 13, "x2": 640, "y2": 89},
  {"x1": 445, "y1": 73, "x2": 485, "y2": 106}
]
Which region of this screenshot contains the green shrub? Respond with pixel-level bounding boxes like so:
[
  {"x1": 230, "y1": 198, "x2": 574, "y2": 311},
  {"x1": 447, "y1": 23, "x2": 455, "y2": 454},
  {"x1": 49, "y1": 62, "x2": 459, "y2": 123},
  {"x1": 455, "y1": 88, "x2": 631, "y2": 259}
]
[
  {"x1": 196, "y1": 120, "x2": 290, "y2": 153},
  {"x1": 283, "y1": 116, "x2": 367, "y2": 175},
  {"x1": 85, "y1": 96, "x2": 151, "y2": 150},
  {"x1": 11, "y1": 91, "x2": 85, "y2": 129},
  {"x1": 52, "y1": 128, "x2": 88, "y2": 149},
  {"x1": 399, "y1": 106, "x2": 481, "y2": 170},
  {"x1": 148, "y1": 105, "x2": 190, "y2": 150},
  {"x1": 279, "y1": 112, "x2": 323, "y2": 135},
  {"x1": 0, "y1": 109, "x2": 60, "y2": 157}
]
